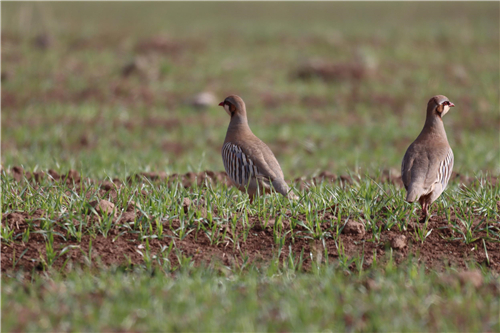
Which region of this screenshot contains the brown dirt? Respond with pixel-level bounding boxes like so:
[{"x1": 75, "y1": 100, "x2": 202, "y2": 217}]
[
  {"x1": 294, "y1": 59, "x2": 371, "y2": 83},
  {"x1": 2, "y1": 167, "x2": 499, "y2": 277}
]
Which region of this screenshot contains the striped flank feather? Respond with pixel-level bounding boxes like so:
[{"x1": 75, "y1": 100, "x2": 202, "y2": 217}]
[
  {"x1": 437, "y1": 148, "x2": 454, "y2": 189},
  {"x1": 222, "y1": 142, "x2": 260, "y2": 187}
]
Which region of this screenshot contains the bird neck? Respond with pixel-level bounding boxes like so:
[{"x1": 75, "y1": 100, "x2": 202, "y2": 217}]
[
  {"x1": 225, "y1": 115, "x2": 252, "y2": 141},
  {"x1": 421, "y1": 113, "x2": 448, "y2": 140},
  {"x1": 229, "y1": 113, "x2": 249, "y2": 128}
]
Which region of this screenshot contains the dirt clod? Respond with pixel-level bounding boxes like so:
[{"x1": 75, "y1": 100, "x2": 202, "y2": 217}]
[
  {"x1": 101, "y1": 181, "x2": 117, "y2": 191},
  {"x1": 135, "y1": 35, "x2": 181, "y2": 55},
  {"x1": 48, "y1": 169, "x2": 61, "y2": 181},
  {"x1": 90, "y1": 200, "x2": 117, "y2": 218},
  {"x1": 32, "y1": 171, "x2": 46, "y2": 182},
  {"x1": 127, "y1": 172, "x2": 167, "y2": 183},
  {"x1": 11, "y1": 166, "x2": 24, "y2": 182},
  {"x1": 66, "y1": 169, "x2": 80, "y2": 182},
  {"x1": 343, "y1": 221, "x2": 365, "y2": 236},
  {"x1": 1, "y1": 71, "x2": 9, "y2": 82},
  {"x1": 126, "y1": 200, "x2": 140, "y2": 212},
  {"x1": 118, "y1": 211, "x2": 138, "y2": 223},
  {"x1": 363, "y1": 278, "x2": 381, "y2": 291},
  {"x1": 182, "y1": 198, "x2": 191, "y2": 213},
  {"x1": 33, "y1": 33, "x2": 54, "y2": 50},
  {"x1": 390, "y1": 235, "x2": 407, "y2": 250},
  {"x1": 295, "y1": 59, "x2": 368, "y2": 83},
  {"x1": 181, "y1": 197, "x2": 208, "y2": 217},
  {"x1": 457, "y1": 270, "x2": 483, "y2": 288},
  {"x1": 121, "y1": 56, "x2": 159, "y2": 81},
  {"x1": 4, "y1": 212, "x2": 25, "y2": 229}
]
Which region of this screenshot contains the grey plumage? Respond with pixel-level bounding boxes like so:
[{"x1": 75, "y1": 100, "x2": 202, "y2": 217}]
[
  {"x1": 401, "y1": 95, "x2": 455, "y2": 217},
  {"x1": 219, "y1": 95, "x2": 294, "y2": 202}
]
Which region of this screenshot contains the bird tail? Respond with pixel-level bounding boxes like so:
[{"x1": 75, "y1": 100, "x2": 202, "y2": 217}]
[
  {"x1": 405, "y1": 186, "x2": 421, "y2": 203},
  {"x1": 271, "y1": 179, "x2": 297, "y2": 200}
]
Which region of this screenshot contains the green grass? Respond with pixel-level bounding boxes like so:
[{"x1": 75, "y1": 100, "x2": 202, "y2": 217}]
[
  {"x1": 2, "y1": 173, "x2": 499, "y2": 257},
  {"x1": 3, "y1": 263, "x2": 499, "y2": 332},
  {"x1": 2, "y1": 2, "x2": 499, "y2": 331}
]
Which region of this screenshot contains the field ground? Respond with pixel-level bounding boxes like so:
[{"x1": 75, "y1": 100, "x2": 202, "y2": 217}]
[
  {"x1": 1, "y1": 2, "x2": 499, "y2": 331},
  {"x1": 2, "y1": 167, "x2": 500, "y2": 275},
  {"x1": 3, "y1": 263, "x2": 499, "y2": 331},
  {"x1": 2, "y1": 167, "x2": 499, "y2": 331}
]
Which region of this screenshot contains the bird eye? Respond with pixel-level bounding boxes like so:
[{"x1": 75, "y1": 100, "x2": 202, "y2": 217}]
[{"x1": 443, "y1": 101, "x2": 449, "y2": 106}]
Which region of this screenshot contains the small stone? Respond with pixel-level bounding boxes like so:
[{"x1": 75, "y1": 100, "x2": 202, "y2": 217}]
[
  {"x1": 390, "y1": 235, "x2": 407, "y2": 250},
  {"x1": 188, "y1": 92, "x2": 217, "y2": 110},
  {"x1": 457, "y1": 270, "x2": 483, "y2": 288},
  {"x1": 342, "y1": 221, "x2": 365, "y2": 236}
]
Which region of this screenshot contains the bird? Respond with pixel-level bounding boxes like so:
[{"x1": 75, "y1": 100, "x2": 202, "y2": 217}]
[
  {"x1": 219, "y1": 95, "x2": 295, "y2": 203},
  {"x1": 401, "y1": 95, "x2": 455, "y2": 219}
]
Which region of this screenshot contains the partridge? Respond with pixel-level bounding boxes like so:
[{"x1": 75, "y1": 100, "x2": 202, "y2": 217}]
[
  {"x1": 401, "y1": 95, "x2": 455, "y2": 218},
  {"x1": 219, "y1": 95, "x2": 294, "y2": 202}
]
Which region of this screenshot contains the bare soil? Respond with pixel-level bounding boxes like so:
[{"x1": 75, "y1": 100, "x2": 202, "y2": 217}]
[{"x1": 2, "y1": 167, "x2": 499, "y2": 276}]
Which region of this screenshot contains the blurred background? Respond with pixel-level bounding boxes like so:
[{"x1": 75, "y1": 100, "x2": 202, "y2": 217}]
[{"x1": 2, "y1": 2, "x2": 499, "y2": 178}]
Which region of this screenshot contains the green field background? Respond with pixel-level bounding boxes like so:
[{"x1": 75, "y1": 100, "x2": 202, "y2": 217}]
[{"x1": 2, "y1": 2, "x2": 499, "y2": 178}]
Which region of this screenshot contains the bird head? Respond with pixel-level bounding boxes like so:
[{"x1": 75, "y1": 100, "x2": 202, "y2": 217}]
[
  {"x1": 428, "y1": 95, "x2": 455, "y2": 118},
  {"x1": 218, "y1": 95, "x2": 246, "y2": 118}
]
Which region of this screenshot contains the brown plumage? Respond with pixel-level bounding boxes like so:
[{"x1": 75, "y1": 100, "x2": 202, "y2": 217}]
[
  {"x1": 219, "y1": 95, "x2": 294, "y2": 202},
  {"x1": 401, "y1": 95, "x2": 455, "y2": 218}
]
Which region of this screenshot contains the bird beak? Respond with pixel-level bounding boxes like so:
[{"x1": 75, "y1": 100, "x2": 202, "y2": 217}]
[
  {"x1": 218, "y1": 102, "x2": 224, "y2": 106},
  {"x1": 449, "y1": 102, "x2": 455, "y2": 107}
]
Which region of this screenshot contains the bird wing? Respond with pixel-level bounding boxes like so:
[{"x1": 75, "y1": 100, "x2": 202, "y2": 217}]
[
  {"x1": 249, "y1": 138, "x2": 285, "y2": 180},
  {"x1": 435, "y1": 148, "x2": 454, "y2": 191},
  {"x1": 222, "y1": 142, "x2": 262, "y2": 187},
  {"x1": 420, "y1": 146, "x2": 453, "y2": 192},
  {"x1": 401, "y1": 142, "x2": 427, "y2": 191},
  {"x1": 222, "y1": 140, "x2": 285, "y2": 187},
  {"x1": 402, "y1": 142, "x2": 452, "y2": 196},
  {"x1": 401, "y1": 147, "x2": 414, "y2": 191}
]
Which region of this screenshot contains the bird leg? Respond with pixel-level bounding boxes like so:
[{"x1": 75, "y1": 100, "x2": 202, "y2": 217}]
[
  {"x1": 420, "y1": 204, "x2": 427, "y2": 223},
  {"x1": 419, "y1": 200, "x2": 430, "y2": 223}
]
